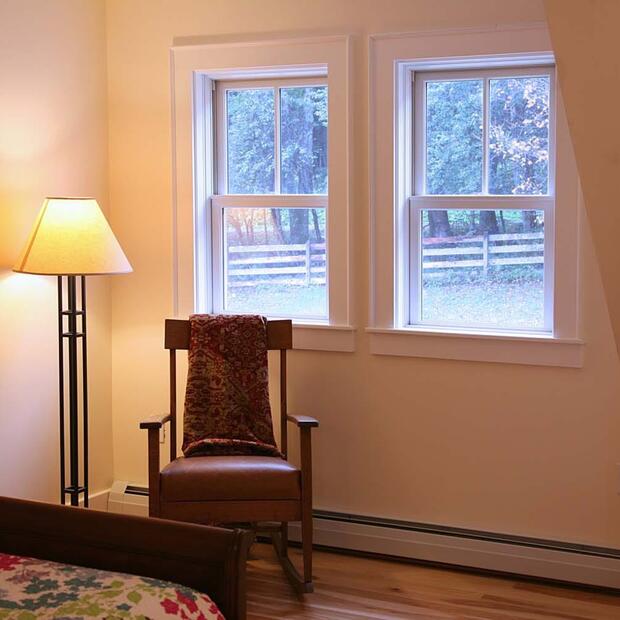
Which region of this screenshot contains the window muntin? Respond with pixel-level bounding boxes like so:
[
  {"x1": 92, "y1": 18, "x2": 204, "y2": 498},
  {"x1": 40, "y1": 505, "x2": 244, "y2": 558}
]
[
  {"x1": 215, "y1": 78, "x2": 328, "y2": 320},
  {"x1": 411, "y1": 66, "x2": 554, "y2": 333}
]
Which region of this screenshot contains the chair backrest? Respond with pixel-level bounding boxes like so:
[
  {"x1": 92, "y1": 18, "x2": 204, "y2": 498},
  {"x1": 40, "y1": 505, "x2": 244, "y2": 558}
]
[{"x1": 164, "y1": 318, "x2": 293, "y2": 461}]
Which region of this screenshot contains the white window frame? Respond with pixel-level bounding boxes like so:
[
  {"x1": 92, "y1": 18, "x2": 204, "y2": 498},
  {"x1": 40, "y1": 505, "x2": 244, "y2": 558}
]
[
  {"x1": 409, "y1": 65, "x2": 555, "y2": 333},
  {"x1": 369, "y1": 25, "x2": 583, "y2": 367},
  {"x1": 171, "y1": 35, "x2": 355, "y2": 352},
  {"x1": 212, "y1": 77, "x2": 328, "y2": 320}
]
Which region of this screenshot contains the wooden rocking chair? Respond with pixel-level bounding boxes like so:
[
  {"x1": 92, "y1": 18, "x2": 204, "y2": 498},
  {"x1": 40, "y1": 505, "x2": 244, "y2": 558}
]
[{"x1": 139, "y1": 318, "x2": 318, "y2": 593}]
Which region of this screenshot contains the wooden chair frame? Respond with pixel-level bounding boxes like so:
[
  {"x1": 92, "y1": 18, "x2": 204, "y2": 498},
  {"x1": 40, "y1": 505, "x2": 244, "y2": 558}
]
[{"x1": 140, "y1": 318, "x2": 318, "y2": 593}]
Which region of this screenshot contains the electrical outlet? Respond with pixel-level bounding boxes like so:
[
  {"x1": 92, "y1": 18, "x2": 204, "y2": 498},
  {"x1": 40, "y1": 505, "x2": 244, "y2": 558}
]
[{"x1": 159, "y1": 425, "x2": 166, "y2": 445}]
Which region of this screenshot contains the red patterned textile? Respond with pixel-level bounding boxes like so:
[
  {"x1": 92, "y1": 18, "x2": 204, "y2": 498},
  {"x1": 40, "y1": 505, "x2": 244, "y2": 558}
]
[{"x1": 182, "y1": 314, "x2": 281, "y2": 457}]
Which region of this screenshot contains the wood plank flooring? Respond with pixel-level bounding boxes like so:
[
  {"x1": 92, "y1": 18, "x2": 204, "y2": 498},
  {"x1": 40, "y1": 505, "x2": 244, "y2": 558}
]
[{"x1": 246, "y1": 544, "x2": 620, "y2": 619}]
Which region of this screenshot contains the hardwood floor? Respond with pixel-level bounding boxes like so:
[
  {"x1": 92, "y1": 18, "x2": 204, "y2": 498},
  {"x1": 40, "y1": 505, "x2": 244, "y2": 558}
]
[{"x1": 246, "y1": 544, "x2": 620, "y2": 619}]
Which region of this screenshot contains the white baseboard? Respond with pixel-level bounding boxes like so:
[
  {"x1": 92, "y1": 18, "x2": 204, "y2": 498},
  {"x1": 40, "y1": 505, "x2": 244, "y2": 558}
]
[
  {"x1": 107, "y1": 480, "x2": 149, "y2": 516},
  {"x1": 77, "y1": 489, "x2": 110, "y2": 511},
  {"x1": 104, "y1": 481, "x2": 620, "y2": 589},
  {"x1": 289, "y1": 516, "x2": 620, "y2": 589}
]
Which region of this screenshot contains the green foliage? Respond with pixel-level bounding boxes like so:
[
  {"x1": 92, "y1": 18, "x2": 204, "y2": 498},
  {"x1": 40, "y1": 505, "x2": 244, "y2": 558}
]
[
  {"x1": 489, "y1": 77, "x2": 549, "y2": 195},
  {"x1": 281, "y1": 86, "x2": 327, "y2": 194},
  {"x1": 422, "y1": 209, "x2": 543, "y2": 237},
  {"x1": 426, "y1": 79, "x2": 483, "y2": 194},
  {"x1": 425, "y1": 75, "x2": 549, "y2": 240},
  {"x1": 226, "y1": 85, "x2": 327, "y2": 244},
  {"x1": 227, "y1": 88, "x2": 275, "y2": 193},
  {"x1": 425, "y1": 75, "x2": 549, "y2": 197}
]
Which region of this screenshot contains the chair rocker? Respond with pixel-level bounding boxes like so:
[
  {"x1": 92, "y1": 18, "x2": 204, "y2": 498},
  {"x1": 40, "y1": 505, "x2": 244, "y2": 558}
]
[{"x1": 139, "y1": 318, "x2": 318, "y2": 593}]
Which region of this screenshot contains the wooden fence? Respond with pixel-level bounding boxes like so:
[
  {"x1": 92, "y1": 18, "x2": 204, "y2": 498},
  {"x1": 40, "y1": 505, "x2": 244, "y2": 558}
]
[
  {"x1": 227, "y1": 241, "x2": 326, "y2": 287},
  {"x1": 226, "y1": 231, "x2": 543, "y2": 288},
  {"x1": 423, "y1": 231, "x2": 544, "y2": 274}
]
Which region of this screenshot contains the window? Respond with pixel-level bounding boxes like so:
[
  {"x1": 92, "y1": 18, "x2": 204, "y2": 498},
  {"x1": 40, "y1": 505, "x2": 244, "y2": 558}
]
[
  {"x1": 411, "y1": 67, "x2": 553, "y2": 333},
  {"x1": 172, "y1": 36, "x2": 354, "y2": 351},
  {"x1": 213, "y1": 79, "x2": 328, "y2": 320},
  {"x1": 369, "y1": 27, "x2": 582, "y2": 367}
]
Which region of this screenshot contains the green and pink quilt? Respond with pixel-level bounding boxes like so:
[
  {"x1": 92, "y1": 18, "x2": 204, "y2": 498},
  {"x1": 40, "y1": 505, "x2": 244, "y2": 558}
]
[{"x1": 0, "y1": 553, "x2": 224, "y2": 619}]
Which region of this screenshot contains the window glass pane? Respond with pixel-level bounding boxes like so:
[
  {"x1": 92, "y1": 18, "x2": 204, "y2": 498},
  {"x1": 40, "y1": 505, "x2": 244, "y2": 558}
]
[
  {"x1": 489, "y1": 76, "x2": 550, "y2": 195},
  {"x1": 224, "y1": 207, "x2": 327, "y2": 318},
  {"x1": 419, "y1": 209, "x2": 545, "y2": 330},
  {"x1": 280, "y1": 86, "x2": 328, "y2": 194},
  {"x1": 226, "y1": 88, "x2": 275, "y2": 193},
  {"x1": 425, "y1": 79, "x2": 483, "y2": 194}
]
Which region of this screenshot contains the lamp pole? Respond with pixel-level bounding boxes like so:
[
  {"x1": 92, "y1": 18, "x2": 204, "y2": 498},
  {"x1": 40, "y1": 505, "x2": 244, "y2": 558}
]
[{"x1": 57, "y1": 275, "x2": 89, "y2": 507}]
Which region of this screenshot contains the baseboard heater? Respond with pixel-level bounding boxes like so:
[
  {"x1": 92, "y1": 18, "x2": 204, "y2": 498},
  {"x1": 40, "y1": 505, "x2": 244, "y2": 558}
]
[{"x1": 108, "y1": 482, "x2": 620, "y2": 589}]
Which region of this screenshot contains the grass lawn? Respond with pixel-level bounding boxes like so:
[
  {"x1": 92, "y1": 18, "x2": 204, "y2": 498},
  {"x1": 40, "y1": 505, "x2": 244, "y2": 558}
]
[
  {"x1": 422, "y1": 278, "x2": 545, "y2": 329},
  {"x1": 224, "y1": 277, "x2": 544, "y2": 331},
  {"x1": 225, "y1": 283, "x2": 327, "y2": 318}
]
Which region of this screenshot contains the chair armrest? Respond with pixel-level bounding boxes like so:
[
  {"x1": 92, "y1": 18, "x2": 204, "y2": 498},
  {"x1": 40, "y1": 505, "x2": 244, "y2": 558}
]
[
  {"x1": 287, "y1": 414, "x2": 319, "y2": 428},
  {"x1": 139, "y1": 413, "x2": 171, "y2": 430}
]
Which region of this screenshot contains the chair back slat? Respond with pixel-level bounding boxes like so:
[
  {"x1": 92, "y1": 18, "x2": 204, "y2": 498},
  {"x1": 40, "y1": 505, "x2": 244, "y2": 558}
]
[
  {"x1": 164, "y1": 318, "x2": 292, "y2": 458},
  {"x1": 165, "y1": 318, "x2": 292, "y2": 350}
]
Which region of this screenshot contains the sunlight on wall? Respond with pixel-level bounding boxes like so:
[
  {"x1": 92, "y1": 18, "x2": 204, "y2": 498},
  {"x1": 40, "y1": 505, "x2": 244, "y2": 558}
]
[{"x1": 0, "y1": 0, "x2": 112, "y2": 502}]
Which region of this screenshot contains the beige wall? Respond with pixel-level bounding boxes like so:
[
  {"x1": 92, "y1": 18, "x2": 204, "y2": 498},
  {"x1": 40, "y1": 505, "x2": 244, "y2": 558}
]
[
  {"x1": 544, "y1": 0, "x2": 620, "y2": 356},
  {"x1": 0, "y1": 0, "x2": 113, "y2": 501},
  {"x1": 106, "y1": 0, "x2": 620, "y2": 547}
]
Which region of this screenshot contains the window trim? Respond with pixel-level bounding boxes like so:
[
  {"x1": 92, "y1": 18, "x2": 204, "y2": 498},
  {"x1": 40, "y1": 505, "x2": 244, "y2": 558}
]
[
  {"x1": 369, "y1": 25, "x2": 582, "y2": 367},
  {"x1": 171, "y1": 35, "x2": 355, "y2": 352}
]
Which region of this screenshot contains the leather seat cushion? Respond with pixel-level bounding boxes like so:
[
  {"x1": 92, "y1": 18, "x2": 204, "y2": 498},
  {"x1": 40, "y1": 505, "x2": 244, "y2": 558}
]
[{"x1": 160, "y1": 456, "x2": 301, "y2": 502}]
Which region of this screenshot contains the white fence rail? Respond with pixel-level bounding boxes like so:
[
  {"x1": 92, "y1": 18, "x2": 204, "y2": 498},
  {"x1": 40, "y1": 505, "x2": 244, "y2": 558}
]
[
  {"x1": 423, "y1": 231, "x2": 544, "y2": 274},
  {"x1": 227, "y1": 241, "x2": 326, "y2": 287}
]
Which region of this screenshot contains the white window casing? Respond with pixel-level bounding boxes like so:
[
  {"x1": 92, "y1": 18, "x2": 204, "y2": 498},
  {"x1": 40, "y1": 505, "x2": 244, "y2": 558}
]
[
  {"x1": 171, "y1": 36, "x2": 355, "y2": 352},
  {"x1": 368, "y1": 24, "x2": 583, "y2": 367}
]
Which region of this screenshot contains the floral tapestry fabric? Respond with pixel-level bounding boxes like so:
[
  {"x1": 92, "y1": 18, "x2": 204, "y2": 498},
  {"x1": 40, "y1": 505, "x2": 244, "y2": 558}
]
[
  {"x1": 182, "y1": 314, "x2": 280, "y2": 457},
  {"x1": 0, "y1": 553, "x2": 224, "y2": 619}
]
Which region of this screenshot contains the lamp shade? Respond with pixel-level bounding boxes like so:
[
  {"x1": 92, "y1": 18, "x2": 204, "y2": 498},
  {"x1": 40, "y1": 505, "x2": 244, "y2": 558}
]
[{"x1": 13, "y1": 197, "x2": 132, "y2": 276}]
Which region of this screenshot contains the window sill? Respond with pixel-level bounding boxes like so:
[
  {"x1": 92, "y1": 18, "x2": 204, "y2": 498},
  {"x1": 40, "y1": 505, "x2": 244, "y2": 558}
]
[
  {"x1": 366, "y1": 327, "x2": 583, "y2": 368},
  {"x1": 292, "y1": 323, "x2": 356, "y2": 352}
]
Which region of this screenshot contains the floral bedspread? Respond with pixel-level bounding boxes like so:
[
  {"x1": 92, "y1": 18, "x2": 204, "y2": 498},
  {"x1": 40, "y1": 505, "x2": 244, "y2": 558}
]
[{"x1": 0, "y1": 553, "x2": 224, "y2": 619}]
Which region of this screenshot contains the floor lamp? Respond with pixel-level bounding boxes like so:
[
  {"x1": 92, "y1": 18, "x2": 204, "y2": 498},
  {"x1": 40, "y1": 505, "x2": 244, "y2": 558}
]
[{"x1": 13, "y1": 197, "x2": 132, "y2": 507}]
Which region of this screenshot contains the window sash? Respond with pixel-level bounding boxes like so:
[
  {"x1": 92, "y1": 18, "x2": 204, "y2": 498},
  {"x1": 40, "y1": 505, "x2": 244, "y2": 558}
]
[
  {"x1": 413, "y1": 65, "x2": 556, "y2": 198},
  {"x1": 211, "y1": 202, "x2": 329, "y2": 319},
  {"x1": 407, "y1": 198, "x2": 554, "y2": 332},
  {"x1": 215, "y1": 77, "x2": 328, "y2": 197},
  {"x1": 213, "y1": 77, "x2": 330, "y2": 319},
  {"x1": 408, "y1": 64, "x2": 556, "y2": 334}
]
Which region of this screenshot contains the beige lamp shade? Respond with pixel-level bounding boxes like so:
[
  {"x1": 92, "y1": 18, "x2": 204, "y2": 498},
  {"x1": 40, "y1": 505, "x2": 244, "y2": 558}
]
[{"x1": 13, "y1": 197, "x2": 132, "y2": 276}]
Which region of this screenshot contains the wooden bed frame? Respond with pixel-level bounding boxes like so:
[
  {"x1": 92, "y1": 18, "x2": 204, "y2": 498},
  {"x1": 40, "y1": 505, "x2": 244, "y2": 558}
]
[{"x1": 0, "y1": 496, "x2": 253, "y2": 620}]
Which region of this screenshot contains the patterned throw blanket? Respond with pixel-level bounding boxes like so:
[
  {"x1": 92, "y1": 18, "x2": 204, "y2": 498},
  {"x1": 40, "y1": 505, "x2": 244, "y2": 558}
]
[
  {"x1": 0, "y1": 553, "x2": 223, "y2": 619},
  {"x1": 182, "y1": 314, "x2": 281, "y2": 457}
]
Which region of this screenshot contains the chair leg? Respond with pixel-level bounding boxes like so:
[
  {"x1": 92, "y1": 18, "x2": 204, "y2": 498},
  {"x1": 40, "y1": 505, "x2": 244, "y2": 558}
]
[
  {"x1": 280, "y1": 522, "x2": 288, "y2": 556},
  {"x1": 272, "y1": 523, "x2": 313, "y2": 594},
  {"x1": 301, "y1": 499, "x2": 313, "y2": 589},
  {"x1": 147, "y1": 428, "x2": 161, "y2": 518}
]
